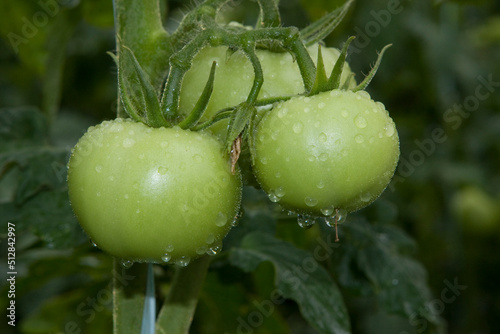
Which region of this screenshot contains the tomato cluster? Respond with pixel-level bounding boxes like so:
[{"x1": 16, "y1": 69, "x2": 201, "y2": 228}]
[{"x1": 67, "y1": 12, "x2": 399, "y2": 265}]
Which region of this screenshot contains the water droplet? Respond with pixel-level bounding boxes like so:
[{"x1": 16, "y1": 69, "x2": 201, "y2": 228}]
[
  {"x1": 176, "y1": 256, "x2": 191, "y2": 267},
  {"x1": 109, "y1": 176, "x2": 115, "y2": 181},
  {"x1": 317, "y1": 180, "x2": 325, "y2": 189},
  {"x1": 158, "y1": 166, "x2": 168, "y2": 175},
  {"x1": 355, "y1": 134, "x2": 364, "y2": 144},
  {"x1": 318, "y1": 132, "x2": 327, "y2": 143},
  {"x1": 378, "y1": 132, "x2": 383, "y2": 138},
  {"x1": 354, "y1": 115, "x2": 367, "y2": 129},
  {"x1": 392, "y1": 279, "x2": 399, "y2": 285},
  {"x1": 275, "y1": 186, "x2": 286, "y2": 198},
  {"x1": 304, "y1": 197, "x2": 318, "y2": 207},
  {"x1": 308, "y1": 155, "x2": 315, "y2": 162},
  {"x1": 304, "y1": 107, "x2": 310, "y2": 113},
  {"x1": 319, "y1": 153, "x2": 328, "y2": 161},
  {"x1": 358, "y1": 90, "x2": 371, "y2": 99},
  {"x1": 161, "y1": 141, "x2": 169, "y2": 148},
  {"x1": 324, "y1": 216, "x2": 337, "y2": 228},
  {"x1": 231, "y1": 216, "x2": 240, "y2": 227},
  {"x1": 360, "y1": 192, "x2": 372, "y2": 202},
  {"x1": 260, "y1": 157, "x2": 268, "y2": 165},
  {"x1": 369, "y1": 137, "x2": 375, "y2": 144},
  {"x1": 385, "y1": 123, "x2": 395, "y2": 137},
  {"x1": 193, "y1": 154, "x2": 202, "y2": 163},
  {"x1": 304, "y1": 97, "x2": 311, "y2": 103},
  {"x1": 274, "y1": 172, "x2": 281, "y2": 179},
  {"x1": 136, "y1": 208, "x2": 141, "y2": 214},
  {"x1": 205, "y1": 234, "x2": 215, "y2": 244},
  {"x1": 341, "y1": 109, "x2": 348, "y2": 118},
  {"x1": 320, "y1": 206, "x2": 335, "y2": 216},
  {"x1": 165, "y1": 244, "x2": 174, "y2": 252},
  {"x1": 139, "y1": 154, "x2": 145, "y2": 159},
  {"x1": 95, "y1": 165, "x2": 102, "y2": 173},
  {"x1": 277, "y1": 107, "x2": 288, "y2": 118},
  {"x1": 207, "y1": 243, "x2": 222, "y2": 256},
  {"x1": 121, "y1": 259, "x2": 133, "y2": 268},
  {"x1": 318, "y1": 102, "x2": 326, "y2": 109},
  {"x1": 293, "y1": 122, "x2": 303, "y2": 133},
  {"x1": 196, "y1": 246, "x2": 208, "y2": 255},
  {"x1": 215, "y1": 212, "x2": 227, "y2": 227},
  {"x1": 297, "y1": 214, "x2": 316, "y2": 229},
  {"x1": 90, "y1": 239, "x2": 98, "y2": 247},
  {"x1": 268, "y1": 192, "x2": 280, "y2": 203},
  {"x1": 96, "y1": 191, "x2": 101, "y2": 197},
  {"x1": 124, "y1": 194, "x2": 129, "y2": 199},
  {"x1": 122, "y1": 138, "x2": 135, "y2": 148},
  {"x1": 161, "y1": 254, "x2": 171, "y2": 263}
]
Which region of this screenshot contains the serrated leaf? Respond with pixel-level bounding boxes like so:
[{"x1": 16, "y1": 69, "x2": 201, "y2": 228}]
[
  {"x1": 0, "y1": 107, "x2": 87, "y2": 249},
  {"x1": 20, "y1": 190, "x2": 87, "y2": 249},
  {"x1": 0, "y1": 108, "x2": 47, "y2": 152},
  {"x1": 326, "y1": 217, "x2": 446, "y2": 332},
  {"x1": 230, "y1": 232, "x2": 351, "y2": 334}
]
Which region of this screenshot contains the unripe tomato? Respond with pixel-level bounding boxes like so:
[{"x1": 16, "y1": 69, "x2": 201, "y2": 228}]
[
  {"x1": 180, "y1": 44, "x2": 356, "y2": 138},
  {"x1": 252, "y1": 89, "x2": 399, "y2": 217},
  {"x1": 67, "y1": 119, "x2": 242, "y2": 265}
]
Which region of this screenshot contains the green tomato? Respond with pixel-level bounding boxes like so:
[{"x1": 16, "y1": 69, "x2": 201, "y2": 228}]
[
  {"x1": 67, "y1": 119, "x2": 242, "y2": 265},
  {"x1": 252, "y1": 89, "x2": 400, "y2": 217},
  {"x1": 451, "y1": 186, "x2": 500, "y2": 234},
  {"x1": 179, "y1": 44, "x2": 356, "y2": 139}
]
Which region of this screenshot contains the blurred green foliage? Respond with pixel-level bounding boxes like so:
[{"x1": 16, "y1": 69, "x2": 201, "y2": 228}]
[{"x1": 1, "y1": 0, "x2": 499, "y2": 333}]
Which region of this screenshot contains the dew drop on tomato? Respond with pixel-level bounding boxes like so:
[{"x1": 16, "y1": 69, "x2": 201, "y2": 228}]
[
  {"x1": 215, "y1": 212, "x2": 227, "y2": 227},
  {"x1": 297, "y1": 214, "x2": 316, "y2": 229},
  {"x1": 176, "y1": 256, "x2": 191, "y2": 267}
]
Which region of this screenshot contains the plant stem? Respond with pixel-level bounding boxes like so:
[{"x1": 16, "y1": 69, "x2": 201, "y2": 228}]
[
  {"x1": 112, "y1": 259, "x2": 148, "y2": 334},
  {"x1": 113, "y1": 0, "x2": 171, "y2": 117},
  {"x1": 155, "y1": 256, "x2": 211, "y2": 334}
]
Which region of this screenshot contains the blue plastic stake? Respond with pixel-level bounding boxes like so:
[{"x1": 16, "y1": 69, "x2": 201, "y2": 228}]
[{"x1": 141, "y1": 263, "x2": 156, "y2": 334}]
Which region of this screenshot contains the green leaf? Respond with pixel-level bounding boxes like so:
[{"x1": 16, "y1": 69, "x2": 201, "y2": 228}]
[
  {"x1": 325, "y1": 36, "x2": 355, "y2": 90},
  {"x1": 300, "y1": 0, "x2": 354, "y2": 46},
  {"x1": 230, "y1": 232, "x2": 351, "y2": 334},
  {"x1": 119, "y1": 45, "x2": 168, "y2": 127},
  {"x1": 326, "y1": 217, "x2": 446, "y2": 332},
  {"x1": 225, "y1": 103, "x2": 256, "y2": 152},
  {"x1": 353, "y1": 44, "x2": 392, "y2": 92},
  {"x1": 0, "y1": 107, "x2": 87, "y2": 249},
  {"x1": 178, "y1": 61, "x2": 217, "y2": 130},
  {"x1": 0, "y1": 107, "x2": 47, "y2": 152}
]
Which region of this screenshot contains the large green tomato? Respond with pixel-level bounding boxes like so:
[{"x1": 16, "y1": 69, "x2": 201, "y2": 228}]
[
  {"x1": 179, "y1": 44, "x2": 357, "y2": 139},
  {"x1": 252, "y1": 89, "x2": 400, "y2": 217},
  {"x1": 67, "y1": 119, "x2": 242, "y2": 265}
]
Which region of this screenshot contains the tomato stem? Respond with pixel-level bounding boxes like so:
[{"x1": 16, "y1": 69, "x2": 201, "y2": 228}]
[{"x1": 155, "y1": 256, "x2": 211, "y2": 333}]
